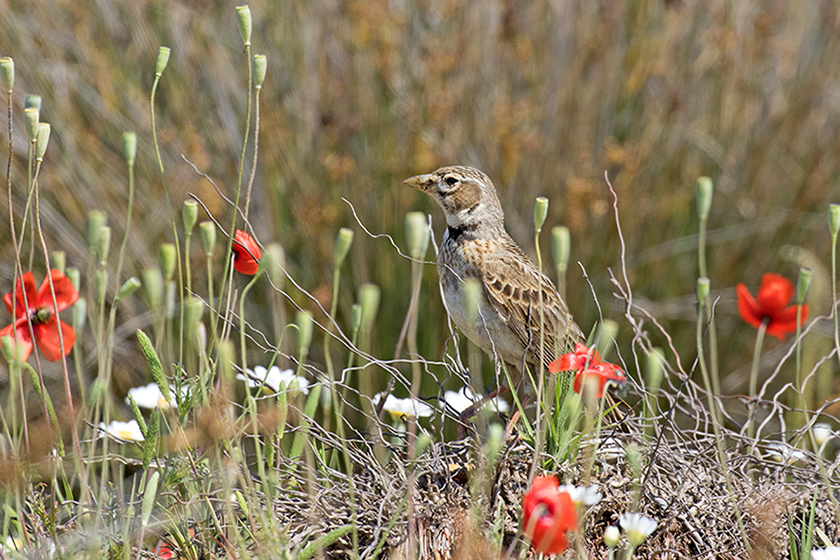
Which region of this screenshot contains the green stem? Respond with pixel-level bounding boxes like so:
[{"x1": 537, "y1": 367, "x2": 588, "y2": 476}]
[{"x1": 746, "y1": 320, "x2": 768, "y2": 439}]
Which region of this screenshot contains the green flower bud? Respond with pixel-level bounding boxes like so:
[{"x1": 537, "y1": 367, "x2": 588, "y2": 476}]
[
  {"x1": 142, "y1": 267, "x2": 164, "y2": 311},
  {"x1": 696, "y1": 176, "x2": 713, "y2": 220},
  {"x1": 696, "y1": 277, "x2": 710, "y2": 306},
  {"x1": 67, "y1": 267, "x2": 81, "y2": 291},
  {"x1": 35, "y1": 122, "x2": 50, "y2": 160},
  {"x1": 236, "y1": 6, "x2": 252, "y2": 47},
  {"x1": 0, "y1": 57, "x2": 13, "y2": 92},
  {"x1": 51, "y1": 250, "x2": 65, "y2": 275},
  {"x1": 72, "y1": 297, "x2": 86, "y2": 333},
  {"x1": 829, "y1": 203, "x2": 840, "y2": 238},
  {"x1": 603, "y1": 526, "x2": 620, "y2": 548},
  {"x1": 156, "y1": 47, "x2": 171, "y2": 77},
  {"x1": 334, "y1": 227, "x2": 354, "y2": 268},
  {"x1": 533, "y1": 196, "x2": 549, "y2": 233},
  {"x1": 95, "y1": 269, "x2": 108, "y2": 304},
  {"x1": 796, "y1": 267, "x2": 812, "y2": 305},
  {"x1": 263, "y1": 243, "x2": 286, "y2": 288},
  {"x1": 122, "y1": 132, "x2": 137, "y2": 166},
  {"x1": 296, "y1": 310, "x2": 314, "y2": 357},
  {"x1": 350, "y1": 303, "x2": 362, "y2": 333},
  {"x1": 117, "y1": 277, "x2": 141, "y2": 301},
  {"x1": 253, "y1": 54, "x2": 267, "y2": 88},
  {"x1": 87, "y1": 210, "x2": 107, "y2": 254},
  {"x1": 358, "y1": 283, "x2": 380, "y2": 333},
  {"x1": 24, "y1": 107, "x2": 39, "y2": 142},
  {"x1": 463, "y1": 278, "x2": 482, "y2": 325},
  {"x1": 182, "y1": 200, "x2": 198, "y2": 234},
  {"x1": 645, "y1": 347, "x2": 665, "y2": 396},
  {"x1": 97, "y1": 226, "x2": 112, "y2": 264},
  {"x1": 199, "y1": 221, "x2": 216, "y2": 256},
  {"x1": 1, "y1": 335, "x2": 16, "y2": 363},
  {"x1": 160, "y1": 243, "x2": 176, "y2": 280},
  {"x1": 551, "y1": 226, "x2": 570, "y2": 272},
  {"x1": 25, "y1": 94, "x2": 41, "y2": 111},
  {"x1": 184, "y1": 297, "x2": 204, "y2": 339},
  {"x1": 405, "y1": 211, "x2": 429, "y2": 259}
]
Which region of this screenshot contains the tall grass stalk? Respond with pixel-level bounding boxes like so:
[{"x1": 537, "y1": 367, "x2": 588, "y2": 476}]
[{"x1": 530, "y1": 196, "x2": 549, "y2": 479}]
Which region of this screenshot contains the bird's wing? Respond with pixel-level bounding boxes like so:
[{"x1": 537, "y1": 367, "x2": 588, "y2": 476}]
[{"x1": 481, "y1": 237, "x2": 583, "y2": 368}]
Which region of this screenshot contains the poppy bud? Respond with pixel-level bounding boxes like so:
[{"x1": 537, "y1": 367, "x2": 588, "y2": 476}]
[
  {"x1": 143, "y1": 267, "x2": 164, "y2": 311},
  {"x1": 25, "y1": 94, "x2": 41, "y2": 112},
  {"x1": 405, "y1": 212, "x2": 429, "y2": 260},
  {"x1": 551, "y1": 226, "x2": 570, "y2": 273},
  {"x1": 533, "y1": 196, "x2": 548, "y2": 234},
  {"x1": 155, "y1": 46, "x2": 171, "y2": 77},
  {"x1": 160, "y1": 243, "x2": 177, "y2": 280},
  {"x1": 358, "y1": 283, "x2": 380, "y2": 333},
  {"x1": 829, "y1": 203, "x2": 840, "y2": 238},
  {"x1": 67, "y1": 267, "x2": 81, "y2": 291},
  {"x1": 796, "y1": 267, "x2": 811, "y2": 305},
  {"x1": 350, "y1": 303, "x2": 362, "y2": 334},
  {"x1": 0, "y1": 57, "x2": 13, "y2": 92},
  {"x1": 1, "y1": 335, "x2": 16, "y2": 363},
  {"x1": 24, "y1": 107, "x2": 39, "y2": 142},
  {"x1": 122, "y1": 132, "x2": 137, "y2": 166},
  {"x1": 184, "y1": 297, "x2": 204, "y2": 340},
  {"x1": 182, "y1": 200, "x2": 198, "y2": 234},
  {"x1": 35, "y1": 122, "x2": 50, "y2": 161},
  {"x1": 87, "y1": 210, "x2": 107, "y2": 254},
  {"x1": 117, "y1": 277, "x2": 141, "y2": 301},
  {"x1": 296, "y1": 310, "x2": 314, "y2": 358},
  {"x1": 199, "y1": 221, "x2": 216, "y2": 256},
  {"x1": 72, "y1": 297, "x2": 87, "y2": 333},
  {"x1": 236, "y1": 6, "x2": 252, "y2": 46},
  {"x1": 696, "y1": 277, "x2": 710, "y2": 306},
  {"x1": 97, "y1": 226, "x2": 112, "y2": 265},
  {"x1": 334, "y1": 227, "x2": 354, "y2": 268},
  {"x1": 253, "y1": 54, "x2": 267, "y2": 89},
  {"x1": 696, "y1": 176, "x2": 713, "y2": 220},
  {"x1": 51, "y1": 251, "x2": 65, "y2": 275}
]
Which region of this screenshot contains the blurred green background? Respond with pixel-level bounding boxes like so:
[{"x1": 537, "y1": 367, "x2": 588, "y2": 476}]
[{"x1": 1, "y1": 0, "x2": 838, "y2": 407}]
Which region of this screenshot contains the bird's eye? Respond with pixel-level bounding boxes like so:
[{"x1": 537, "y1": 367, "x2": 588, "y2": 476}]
[{"x1": 444, "y1": 175, "x2": 458, "y2": 186}]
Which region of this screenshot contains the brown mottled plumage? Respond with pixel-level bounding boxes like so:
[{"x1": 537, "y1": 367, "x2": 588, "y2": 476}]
[{"x1": 404, "y1": 165, "x2": 583, "y2": 390}]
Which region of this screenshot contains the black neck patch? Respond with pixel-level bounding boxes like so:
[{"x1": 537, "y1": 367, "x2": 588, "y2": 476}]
[{"x1": 446, "y1": 223, "x2": 478, "y2": 242}]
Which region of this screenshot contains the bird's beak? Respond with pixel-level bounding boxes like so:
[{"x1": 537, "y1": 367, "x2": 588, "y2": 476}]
[{"x1": 403, "y1": 174, "x2": 432, "y2": 192}]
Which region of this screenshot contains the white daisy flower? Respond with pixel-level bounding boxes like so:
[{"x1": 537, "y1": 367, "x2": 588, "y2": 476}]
[
  {"x1": 558, "y1": 483, "x2": 603, "y2": 507},
  {"x1": 619, "y1": 512, "x2": 657, "y2": 546},
  {"x1": 766, "y1": 442, "x2": 806, "y2": 465},
  {"x1": 444, "y1": 386, "x2": 510, "y2": 414},
  {"x1": 372, "y1": 393, "x2": 434, "y2": 419},
  {"x1": 125, "y1": 383, "x2": 175, "y2": 410},
  {"x1": 813, "y1": 423, "x2": 833, "y2": 447},
  {"x1": 812, "y1": 547, "x2": 840, "y2": 560},
  {"x1": 237, "y1": 366, "x2": 309, "y2": 395},
  {"x1": 99, "y1": 420, "x2": 144, "y2": 442}
]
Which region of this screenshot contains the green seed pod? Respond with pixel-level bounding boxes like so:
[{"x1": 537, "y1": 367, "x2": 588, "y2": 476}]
[
  {"x1": 358, "y1": 283, "x2": 380, "y2": 333},
  {"x1": 253, "y1": 54, "x2": 267, "y2": 89},
  {"x1": 66, "y1": 267, "x2": 81, "y2": 291},
  {"x1": 72, "y1": 297, "x2": 86, "y2": 333},
  {"x1": 551, "y1": 226, "x2": 570, "y2": 272},
  {"x1": 24, "y1": 107, "x2": 39, "y2": 142},
  {"x1": 334, "y1": 228, "x2": 354, "y2": 268},
  {"x1": 122, "y1": 132, "x2": 137, "y2": 166},
  {"x1": 236, "y1": 6, "x2": 252, "y2": 46},
  {"x1": 696, "y1": 277, "x2": 710, "y2": 306},
  {"x1": 97, "y1": 226, "x2": 112, "y2": 264},
  {"x1": 1, "y1": 334, "x2": 16, "y2": 363},
  {"x1": 118, "y1": 277, "x2": 142, "y2": 301},
  {"x1": 182, "y1": 200, "x2": 198, "y2": 234},
  {"x1": 829, "y1": 203, "x2": 840, "y2": 238},
  {"x1": 405, "y1": 212, "x2": 429, "y2": 259},
  {"x1": 0, "y1": 57, "x2": 13, "y2": 92},
  {"x1": 199, "y1": 221, "x2": 216, "y2": 256},
  {"x1": 35, "y1": 122, "x2": 50, "y2": 160},
  {"x1": 696, "y1": 176, "x2": 713, "y2": 220},
  {"x1": 87, "y1": 211, "x2": 107, "y2": 254},
  {"x1": 262, "y1": 243, "x2": 286, "y2": 288},
  {"x1": 142, "y1": 267, "x2": 164, "y2": 311},
  {"x1": 51, "y1": 251, "x2": 66, "y2": 275},
  {"x1": 160, "y1": 243, "x2": 176, "y2": 281},
  {"x1": 156, "y1": 47, "x2": 171, "y2": 77},
  {"x1": 796, "y1": 267, "x2": 812, "y2": 305},
  {"x1": 184, "y1": 297, "x2": 204, "y2": 340},
  {"x1": 25, "y1": 94, "x2": 41, "y2": 111},
  {"x1": 296, "y1": 310, "x2": 314, "y2": 358},
  {"x1": 533, "y1": 196, "x2": 549, "y2": 234}
]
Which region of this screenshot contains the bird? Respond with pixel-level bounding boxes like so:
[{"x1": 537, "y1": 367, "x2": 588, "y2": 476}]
[{"x1": 404, "y1": 165, "x2": 584, "y2": 397}]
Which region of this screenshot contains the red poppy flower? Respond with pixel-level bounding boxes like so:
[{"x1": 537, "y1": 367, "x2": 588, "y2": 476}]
[
  {"x1": 0, "y1": 270, "x2": 78, "y2": 362},
  {"x1": 573, "y1": 362, "x2": 627, "y2": 398},
  {"x1": 231, "y1": 229, "x2": 262, "y2": 275},
  {"x1": 737, "y1": 272, "x2": 808, "y2": 340},
  {"x1": 548, "y1": 342, "x2": 601, "y2": 374},
  {"x1": 522, "y1": 475, "x2": 578, "y2": 554}
]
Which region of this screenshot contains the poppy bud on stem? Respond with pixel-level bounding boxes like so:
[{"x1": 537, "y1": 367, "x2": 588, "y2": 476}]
[
  {"x1": 182, "y1": 200, "x2": 198, "y2": 234},
  {"x1": 199, "y1": 221, "x2": 216, "y2": 256},
  {"x1": 0, "y1": 57, "x2": 13, "y2": 93},
  {"x1": 122, "y1": 132, "x2": 137, "y2": 167},
  {"x1": 253, "y1": 54, "x2": 267, "y2": 89},
  {"x1": 696, "y1": 176, "x2": 713, "y2": 221},
  {"x1": 334, "y1": 228, "x2": 354, "y2": 268},
  {"x1": 24, "y1": 107, "x2": 39, "y2": 142},
  {"x1": 25, "y1": 94, "x2": 41, "y2": 112},
  {"x1": 35, "y1": 123, "x2": 50, "y2": 161},
  {"x1": 155, "y1": 47, "x2": 171, "y2": 77},
  {"x1": 796, "y1": 268, "x2": 812, "y2": 305},
  {"x1": 236, "y1": 6, "x2": 252, "y2": 47},
  {"x1": 117, "y1": 277, "x2": 141, "y2": 302},
  {"x1": 160, "y1": 244, "x2": 176, "y2": 281},
  {"x1": 533, "y1": 197, "x2": 548, "y2": 234}
]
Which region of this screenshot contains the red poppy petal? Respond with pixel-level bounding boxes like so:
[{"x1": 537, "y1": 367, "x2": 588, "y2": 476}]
[
  {"x1": 232, "y1": 230, "x2": 262, "y2": 275},
  {"x1": 736, "y1": 283, "x2": 764, "y2": 329},
  {"x1": 4, "y1": 272, "x2": 37, "y2": 317},
  {"x1": 756, "y1": 273, "x2": 795, "y2": 316},
  {"x1": 0, "y1": 322, "x2": 34, "y2": 362},
  {"x1": 766, "y1": 305, "x2": 807, "y2": 340},
  {"x1": 34, "y1": 320, "x2": 75, "y2": 362},
  {"x1": 36, "y1": 270, "x2": 79, "y2": 312}
]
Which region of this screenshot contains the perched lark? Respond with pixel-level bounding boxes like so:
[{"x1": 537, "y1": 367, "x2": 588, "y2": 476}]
[{"x1": 404, "y1": 165, "x2": 583, "y2": 392}]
